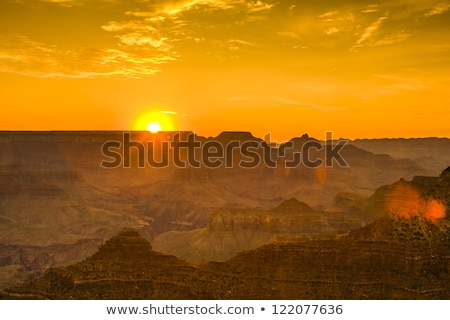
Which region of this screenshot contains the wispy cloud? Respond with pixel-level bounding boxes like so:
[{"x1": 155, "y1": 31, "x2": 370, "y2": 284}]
[
  {"x1": 325, "y1": 27, "x2": 340, "y2": 35},
  {"x1": 425, "y1": 1, "x2": 450, "y2": 17},
  {"x1": 117, "y1": 33, "x2": 169, "y2": 49},
  {"x1": 361, "y1": 4, "x2": 379, "y2": 13},
  {"x1": 1, "y1": 0, "x2": 271, "y2": 80},
  {"x1": 350, "y1": 12, "x2": 389, "y2": 51},
  {"x1": 160, "y1": 110, "x2": 177, "y2": 115},
  {"x1": 229, "y1": 39, "x2": 259, "y2": 47},
  {"x1": 40, "y1": 0, "x2": 74, "y2": 6},
  {"x1": 0, "y1": 35, "x2": 174, "y2": 78},
  {"x1": 3, "y1": 0, "x2": 446, "y2": 79},
  {"x1": 373, "y1": 31, "x2": 412, "y2": 46},
  {"x1": 39, "y1": 0, "x2": 117, "y2": 6},
  {"x1": 271, "y1": 96, "x2": 344, "y2": 112},
  {"x1": 317, "y1": 11, "x2": 339, "y2": 19},
  {"x1": 100, "y1": 0, "x2": 275, "y2": 64},
  {"x1": 373, "y1": 73, "x2": 432, "y2": 94},
  {"x1": 139, "y1": 0, "x2": 257, "y2": 17},
  {"x1": 160, "y1": 0, "x2": 204, "y2": 16},
  {"x1": 246, "y1": 0, "x2": 274, "y2": 13},
  {"x1": 101, "y1": 21, "x2": 156, "y2": 33},
  {"x1": 130, "y1": 0, "x2": 275, "y2": 19},
  {"x1": 361, "y1": 9, "x2": 378, "y2": 13}
]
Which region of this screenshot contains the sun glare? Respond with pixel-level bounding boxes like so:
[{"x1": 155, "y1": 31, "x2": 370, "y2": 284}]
[
  {"x1": 147, "y1": 122, "x2": 162, "y2": 133},
  {"x1": 134, "y1": 110, "x2": 176, "y2": 132}
]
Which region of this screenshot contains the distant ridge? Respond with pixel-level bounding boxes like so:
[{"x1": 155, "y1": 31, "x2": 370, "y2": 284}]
[{"x1": 271, "y1": 197, "x2": 314, "y2": 213}]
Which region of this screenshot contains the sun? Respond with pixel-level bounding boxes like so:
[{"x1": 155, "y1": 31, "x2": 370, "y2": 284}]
[
  {"x1": 134, "y1": 110, "x2": 177, "y2": 132},
  {"x1": 146, "y1": 121, "x2": 162, "y2": 133}
]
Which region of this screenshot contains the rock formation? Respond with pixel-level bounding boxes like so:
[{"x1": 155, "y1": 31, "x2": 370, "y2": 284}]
[
  {"x1": 1, "y1": 131, "x2": 449, "y2": 291},
  {"x1": 2, "y1": 218, "x2": 449, "y2": 299}
]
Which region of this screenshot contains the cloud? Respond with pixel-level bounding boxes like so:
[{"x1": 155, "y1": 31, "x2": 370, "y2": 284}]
[
  {"x1": 362, "y1": 9, "x2": 378, "y2": 13},
  {"x1": 350, "y1": 12, "x2": 389, "y2": 51},
  {"x1": 125, "y1": 0, "x2": 274, "y2": 19},
  {"x1": 325, "y1": 27, "x2": 340, "y2": 35},
  {"x1": 0, "y1": 35, "x2": 174, "y2": 78},
  {"x1": 100, "y1": 0, "x2": 275, "y2": 64},
  {"x1": 101, "y1": 13, "x2": 179, "y2": 51},
  {"x1": 227, "y1": 40, "x2": 253, "y2": 52},
  {"x1": 373, "y1": 73, "x2": 431, "y2": 94},
  {"x1": 1, "y1": 0, "x2": 276, "y2": 78},
  {"x1": 425, "y1": 1, "x2": 450, "y2": 17},
  {"x1": 40, "y1": 0, "x2": 74, "y2": 6},
  {"x1": 317, "y1": 11, "x2": 339, "y2": 19},
  {"x1": 160, "y1": 110, "x2": 177, "y2": 114},
  {"x1": 246, "y1": 0, "x2": 274, "y2": 13},
  {"x1": 5, "y1": 0, "x2": 445, "y2": 80},
  {"x1": 160, "y1": 0, "x2": 204, "y2": 16},
  {"x1": 373, "y1": 31, "x2": 412, "y2": 46},
  {"x1": 39, "y1": 0, "x2": 117, "y2": 6},
  {"x1": 101, "y1": 21, "x2": 156, "y2": 32},
  {"x1": 117, "y1": 33, "x2": 169, "y2": 49},
  {"x1": 270, "y1": 96, "x2": 344, "y2": 112},
  {"x1": 361, "y1": 4, "x2": 379, "y2": 13},
  {"x1": 144, "y1": 0, "x2": 243, "y2": 17},
  {"x1": 229, "y1": 39, "x2": 259, "y2": 47}
]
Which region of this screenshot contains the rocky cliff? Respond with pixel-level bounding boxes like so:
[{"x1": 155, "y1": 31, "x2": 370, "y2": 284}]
[
  {"x1": 2, "y1": 221, "x2": 449, "y2": 299},
  {"x1": 4, "y1": 168, "x2": 449, "y2": 299},
  {"x1": 0, "y1": 131, "x2": 448, "y2": 291},
  {"x1": 152, "y1": 198, "x2": 374, "y2": 263}
]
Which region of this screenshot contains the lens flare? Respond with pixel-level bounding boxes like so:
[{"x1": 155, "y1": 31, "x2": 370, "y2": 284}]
[
  {"x1": 385, "y1": 182, "x2": 446, "y2": 222},
  {"x1": 424, "y1": 199, "x2": 446, "y2": 222}
]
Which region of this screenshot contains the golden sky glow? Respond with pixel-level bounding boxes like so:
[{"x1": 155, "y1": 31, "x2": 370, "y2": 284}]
[{"x1": 1, "y1": 0, "x2": 449, "y2": 140}]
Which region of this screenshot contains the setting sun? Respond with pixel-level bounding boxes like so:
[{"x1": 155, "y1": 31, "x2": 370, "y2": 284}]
[
  {"x1": 134, "y1": 110, "x2": 177, "y2": 132},
  {"x1": 147, "y1": 122, "x2": 162, "y2": 133}
]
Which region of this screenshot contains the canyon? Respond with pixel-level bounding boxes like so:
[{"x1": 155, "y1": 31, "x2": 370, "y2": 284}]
[{"x1": 0, "y1": 131, "x2": 449, "y2": 295}]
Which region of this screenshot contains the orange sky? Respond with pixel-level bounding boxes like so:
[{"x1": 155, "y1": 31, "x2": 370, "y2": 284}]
[{"x1": 1, "y1": 0, "x2": 449, "y2": 141}]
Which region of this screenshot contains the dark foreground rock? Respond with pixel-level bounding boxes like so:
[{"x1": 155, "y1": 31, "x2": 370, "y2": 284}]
[{"x1": 2, "y1": 223, "x2": 449, "y2": 300}]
